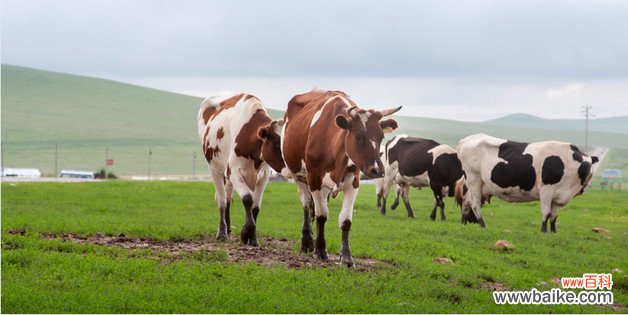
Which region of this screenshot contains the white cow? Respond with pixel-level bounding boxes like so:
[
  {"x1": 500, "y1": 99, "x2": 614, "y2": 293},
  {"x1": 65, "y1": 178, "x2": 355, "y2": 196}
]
[
  {"x1": 455, "y1": 134, "x2": 598, "y2": 232},
  {"x1": 197, "y1": 93, "x2": 285, "y2": 245}
]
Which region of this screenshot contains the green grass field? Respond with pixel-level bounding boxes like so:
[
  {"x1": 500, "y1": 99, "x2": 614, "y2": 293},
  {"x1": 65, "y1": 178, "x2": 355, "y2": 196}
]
[{"x1": 2, "y1": 181, "x2": 626, "y2": 313}]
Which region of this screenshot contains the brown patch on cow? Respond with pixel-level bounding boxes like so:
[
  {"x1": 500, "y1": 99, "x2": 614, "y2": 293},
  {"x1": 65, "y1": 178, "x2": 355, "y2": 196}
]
[
  {"x1": 202, "y1": 106, "x2": 216, "y2": 125},
  {"x1": 234, "y1": 108, "x2": 271, "y2": 170},
  {"x1": 216, "y1": 127, "x2": 225, "y2": 140},
  {"x1": 244, "y1": 94, "x2": 259, "y2": 102},
  {"x1": 208, "y1": 94, "x2": 243, "y2": 120},
  {"x1": 204, "y1": 146, "x2": 221, "y2": 162},
  {"x1": 37, "y1": 233, "x2": 390, "y2": 270}
]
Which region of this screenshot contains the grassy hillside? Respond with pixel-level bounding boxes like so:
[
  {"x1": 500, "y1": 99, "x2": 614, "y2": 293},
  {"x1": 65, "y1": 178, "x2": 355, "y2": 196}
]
[
  {"x1": 486, "y1": 113, "x2": 628, "y2": 135},
  {"x1": 1, "y1": 65, "x2": 281, "y2": 176},
  {"x1": 2, "y1": 64, "x2": 627, "y2": 176}
]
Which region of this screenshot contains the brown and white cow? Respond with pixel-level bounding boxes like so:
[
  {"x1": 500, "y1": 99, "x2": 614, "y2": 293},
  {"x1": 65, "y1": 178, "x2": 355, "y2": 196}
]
[
  {"x1": 455, "y1": 133, "x2": 599, "y2": 232},
  {"x1": 377, "y1": 134, "x2": 465, "y2": 220},
  {"x1": 281, "y1": 89, "x2": 400, "y2": 267},
  {"x1": 197, "y1": 93, "x2": 285, "y2": 245}
]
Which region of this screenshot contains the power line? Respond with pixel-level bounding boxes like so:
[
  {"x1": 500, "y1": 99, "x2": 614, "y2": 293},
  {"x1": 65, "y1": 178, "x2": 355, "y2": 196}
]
[{"x1": 581, "y1": 105, "x2": 594, "y2": 153}]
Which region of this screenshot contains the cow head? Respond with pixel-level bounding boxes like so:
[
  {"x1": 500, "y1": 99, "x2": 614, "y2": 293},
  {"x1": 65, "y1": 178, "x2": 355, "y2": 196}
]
[
  {"x1": 577, "y1": 154, "x2": 599, "y2": 195},
  {"x1": 335, "y1": 106, "x2": 401, "y2": 178},
  {"x1": 454, "y1": 176, "x2": 479, "y2": 223},
  {"x1": 258, "y1": 118, "x2": 286, "y2": 173}
]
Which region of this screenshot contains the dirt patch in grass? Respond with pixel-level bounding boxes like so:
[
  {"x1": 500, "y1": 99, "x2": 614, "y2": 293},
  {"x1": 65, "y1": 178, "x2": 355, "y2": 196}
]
[
  {"x1": 480, "y1": 281, "x2": 510, "y2": 291},
  {"x1": 38, "y1": 232, "x2": 389, "y2": 271}
]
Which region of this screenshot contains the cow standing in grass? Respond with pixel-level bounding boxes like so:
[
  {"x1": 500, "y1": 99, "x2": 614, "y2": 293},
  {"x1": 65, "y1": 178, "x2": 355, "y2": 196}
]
[
  {"x1": 455, "y1": 133, "x2": 599, "y2": 232},
  {"x1": 377, "y1": 134, "x2": 465, "y2": 220},
  {"x1": 281, "y1": 89, "x2": 400, "y2": 267},
  {"x1": 197, "y1": 93, "x2": 285, "y2": 245}
]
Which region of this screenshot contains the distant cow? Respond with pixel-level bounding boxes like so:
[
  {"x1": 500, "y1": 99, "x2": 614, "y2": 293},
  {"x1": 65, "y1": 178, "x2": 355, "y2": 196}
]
[
  {"x1": 282, "y1": 89, "x2": 400, "y2": 267},
  {"x1": 197, "y1": 93, "x2": 285, "y2": 245},
  {"x1": 377, "y1": 134, "x2": 465, "y2": 220},
  {"x1": 455, "y1": 133, "x2": 599, "y2": 232}
]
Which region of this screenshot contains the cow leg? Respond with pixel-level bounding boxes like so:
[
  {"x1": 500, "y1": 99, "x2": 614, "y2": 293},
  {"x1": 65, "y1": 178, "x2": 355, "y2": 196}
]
[
  {"x1": 400, "y1": 185, "x2": 415, "y2": 218},
  {"x1": 390, "y1": 186, "x2": 401, "y2": 210},
  {"x1": 296, "y1": 180, "x2": 314, "y2": 253},
  {"x1": 439, "y1": 198, "x2": 446, "y2": 221},
  {"x1": 376, "y1": 179, "x2": 383, "y2": 208},
  {"x1": 464, "y1": 184, "x2": 485, "y2": 228},
  {"x1": 311, "y1": 187, "x2": 331, "y2": 261},
  {"x1": 380, "y1": 194, "x2": 387, "y2": 215},
  {"x1": 252, "y1": 169, "x2": 270, "y2": 221},
  {"x1": 225, "y1": 180, "x2": 233, "y2": 236},
  {"x1": 430, "y1": 196, "x2": 438, "y2": 221},
  {"x1": 209, "y1": 170, "x2": 229, "y2": 240},
  {"x1": 540, "y1": 195, "x2": 552, "y2": 233},
  {"x1": 230, "y1": 167, "x2": 259, "y2": 246},
  {"x1": 339, "y1": 179, "x2": 358, "y2": 268},
  {"x1": 550, "y1": 202, "x2": 559, "y2": 233},
  {"x1": 246, "y1": 168, "x2": 270, "y2": 243},
  {"x1": 380, "y1": 173, "x2": 396, "y2": 215}
]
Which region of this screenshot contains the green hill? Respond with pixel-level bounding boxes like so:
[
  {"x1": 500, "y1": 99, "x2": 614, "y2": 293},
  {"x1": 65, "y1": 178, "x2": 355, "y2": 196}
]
[
  {"x1": 485, "y1": 113, "x2": 628, "y2": 134},
  {"x1": 2, "y1": 65, "x2": 627, "y2": 176}
]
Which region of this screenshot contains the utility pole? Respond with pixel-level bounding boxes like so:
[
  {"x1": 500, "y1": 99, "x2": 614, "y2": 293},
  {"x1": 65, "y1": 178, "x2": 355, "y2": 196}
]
[
  {"x1": 148, "y1": 146, "x2": 152, "y2": 180},
  {"x1": 581, "y1": 105, "x2": 594, "y2": 152}
]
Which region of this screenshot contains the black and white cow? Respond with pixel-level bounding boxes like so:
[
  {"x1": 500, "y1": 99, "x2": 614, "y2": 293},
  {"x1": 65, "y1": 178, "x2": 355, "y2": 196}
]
[
  {"x1": 455, "y1": 133, "x2": 599, "y2": 232},
  {"x1": 377, "y1": 134, "x2": 465, "y2": 220}
]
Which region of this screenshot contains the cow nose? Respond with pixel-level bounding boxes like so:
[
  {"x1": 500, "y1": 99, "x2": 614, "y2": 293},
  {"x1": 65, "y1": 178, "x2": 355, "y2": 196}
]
[{"x1": 366, "y1": 165, "x2": 382, "y2": 178}]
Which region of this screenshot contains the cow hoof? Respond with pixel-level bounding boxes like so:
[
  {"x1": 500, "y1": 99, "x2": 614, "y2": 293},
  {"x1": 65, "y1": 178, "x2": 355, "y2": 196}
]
[
  {"x1": 379, "y1": 210, "x2": 386, "y2": 216},
  {"x1": 340, "y1": 255, "x2": 355, "y2": 268},
  {"x1": 441, "y1": 216, "x2": 447, "y2": 221},
  {"x1": 301, "y1": 235, "x2": 314, "y2": 253},
  {"x1": 408, "y1": 214, "x2": 416, "y2": 219},
  {"x1": 216, "y1": 233, "x2": 228, "y2": 241},
  {"x1": 430, "y1": 214, "x2": 436, "y2": 221},
  {"x1": 461, "y1": 217, "x2": 467, "y2": 225},
  {"x1": 240, "y1": 225, "x2": 258, "y2": 246},
  {"x1": 313, "y1": 248, "x2": 329, "y2": 261},
  {"x1": 478, "y1": 218, "x2": 486, "y2": 228}
]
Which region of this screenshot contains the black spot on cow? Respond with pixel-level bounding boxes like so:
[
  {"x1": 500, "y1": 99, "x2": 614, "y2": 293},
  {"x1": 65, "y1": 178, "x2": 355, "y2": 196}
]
[
  {"x1": 490, "y1": 141, "x2": 536, "y2": 191},
  {"x1": 541, "y1": 156, "x2": 564, "y2": 185},
  {"x1": 577, "y1": 161, "x2": 592, "y2": 185},
  {"x1": 389, "y1": 137, "x2": 439, "y2": 177}
]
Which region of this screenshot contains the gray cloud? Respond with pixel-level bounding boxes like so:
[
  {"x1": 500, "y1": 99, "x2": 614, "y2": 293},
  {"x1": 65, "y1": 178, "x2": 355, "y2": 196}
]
[{"x1": 3, "y1": 0, "x2": 628, "y2": 79}]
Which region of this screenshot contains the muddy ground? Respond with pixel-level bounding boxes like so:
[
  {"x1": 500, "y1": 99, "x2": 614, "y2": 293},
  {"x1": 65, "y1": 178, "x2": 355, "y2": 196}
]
[{"x1": 37, "y1": 232, "x2": 388, "y2": 271}]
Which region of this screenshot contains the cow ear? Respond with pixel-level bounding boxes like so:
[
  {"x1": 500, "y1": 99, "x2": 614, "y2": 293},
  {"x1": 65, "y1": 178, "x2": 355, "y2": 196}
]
[
  {"x1": 335, "y1": 115, "x2": 350, "y2": 129},
  {"x1": 380, "y1": 119, "x2": 398, "y2": 133},
  {"x1": 258, "y1": 126, "x2": 270, "y2": 140},
  {"x1": 591, "y1": 156, "x2": 599, "y2": 164}
]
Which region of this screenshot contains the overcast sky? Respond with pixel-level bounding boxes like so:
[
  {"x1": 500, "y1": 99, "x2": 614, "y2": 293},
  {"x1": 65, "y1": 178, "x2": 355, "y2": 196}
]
[{"x1": 3, "y1": 0, "x2": 628, "y2": 121}]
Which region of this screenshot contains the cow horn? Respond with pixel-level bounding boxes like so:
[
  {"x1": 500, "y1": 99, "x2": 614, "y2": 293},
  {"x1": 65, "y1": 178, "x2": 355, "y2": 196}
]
[
  {"x1": 346, "y1": 106, "x2": 358, "y2": 117},
  {"x1": 380, "y1": 106, "x2": 402, "y2": 117}
]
